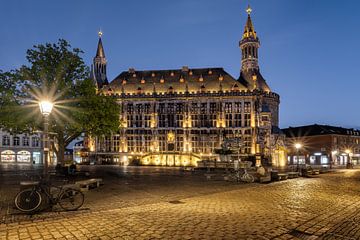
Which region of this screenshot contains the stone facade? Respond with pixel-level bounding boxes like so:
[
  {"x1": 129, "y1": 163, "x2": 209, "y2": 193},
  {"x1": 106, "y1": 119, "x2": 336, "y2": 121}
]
[{"x1": 88, "y1": 6, "x2": 285, "y2": 167}]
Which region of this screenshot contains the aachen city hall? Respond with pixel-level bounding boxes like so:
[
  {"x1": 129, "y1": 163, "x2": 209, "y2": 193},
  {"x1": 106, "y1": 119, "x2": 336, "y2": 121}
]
[{"x1": 86, "y1": 6, "x2": 287, "y2": 168}]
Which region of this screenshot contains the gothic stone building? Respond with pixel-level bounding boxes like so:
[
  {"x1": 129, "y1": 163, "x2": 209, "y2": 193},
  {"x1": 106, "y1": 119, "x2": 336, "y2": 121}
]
[{"x1": 88, "y1": 7, "x2": 286, "y2": 167}]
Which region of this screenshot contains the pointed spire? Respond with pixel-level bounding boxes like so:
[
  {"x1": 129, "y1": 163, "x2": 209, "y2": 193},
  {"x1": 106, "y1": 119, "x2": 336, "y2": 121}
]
[
  {"x1": 96, "y1": 30, "x2": 106, "y2": 58},
  {"x1": 242, "y1": 5, "x2": 257, "y2": 40}
]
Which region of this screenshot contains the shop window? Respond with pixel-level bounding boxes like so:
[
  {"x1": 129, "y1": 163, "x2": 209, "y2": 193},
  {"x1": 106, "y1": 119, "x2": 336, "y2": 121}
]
[
  {"x1": 1, "y1": 150, "x2": 15, "y2": 162},
  {"x1": 321, "y1": 156, "x2": 329, "y2": 164},
  {"x1": 17, "y1": 151, "x2": 31, "y2": 163}
]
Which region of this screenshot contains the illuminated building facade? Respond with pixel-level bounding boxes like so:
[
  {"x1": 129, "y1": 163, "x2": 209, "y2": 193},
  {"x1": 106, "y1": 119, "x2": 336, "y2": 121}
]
[
  {"x1": 88, "y1": 6, "x2": 286, "y2": 167},
  {"x1": 283, "y1": 124, "x2": 360, "y2": 168}
]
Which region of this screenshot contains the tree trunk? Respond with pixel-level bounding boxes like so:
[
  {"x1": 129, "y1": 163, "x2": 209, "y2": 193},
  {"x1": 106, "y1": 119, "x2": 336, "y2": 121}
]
[{"x1": 58, "y1": 142, "x2": 65, "y2": 166}]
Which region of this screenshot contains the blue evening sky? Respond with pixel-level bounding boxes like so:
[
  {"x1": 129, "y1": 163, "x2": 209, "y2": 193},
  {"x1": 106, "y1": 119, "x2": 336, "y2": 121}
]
[{"x1": 0, "y1": 0, "x2": 359, "y2": 128}]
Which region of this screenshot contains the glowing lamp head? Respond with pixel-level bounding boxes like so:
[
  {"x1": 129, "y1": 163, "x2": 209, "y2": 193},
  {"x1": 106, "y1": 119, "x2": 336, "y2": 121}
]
[
  {"x1": 39, "y1": 101, "x2": 54, "y2": 116},
  {"x1": 345, "y1": 149, "x2": 351, "y2": 154},
  {"x1": 294, "y1": 143, "x2": 302, "y2": 150}
]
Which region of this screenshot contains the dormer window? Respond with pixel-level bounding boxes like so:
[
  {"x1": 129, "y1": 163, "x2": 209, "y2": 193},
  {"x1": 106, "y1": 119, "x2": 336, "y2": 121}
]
[
  {"x1": 160, "y1": 76, "x2": 165, "y2": 83},
  {"x1": 232, "y1": 84, "x2": 239, "y2": 92},
  {"x1": 179, "y1": 76, "x2": 184, "y2": 83},
  {"x1": 252, "y1": 75, "x2": 257, "y2": 81},
  {"x1": 218, "y1": 75, "x2": 224, "y2": 81},
  {"x1": 122, "y1": 79, "x2": 127, "y2": 85},
  {"x1": 168, "y1": 86, "x2": 174, "y2": 94},
  {"x1": 200, "y1": 84, "x2": 206, "y2": 93},
  {"x1": 170, "y1": 72, "x2": 174, "y2": 77},
  {"x1": 199, "y1": 75, "x2": 204, "y2": 82},
  {"x1": 141, "y1": 77, "x2": 145, "y2": 84},
  {"x1": 208, "y1": 69, "x2": 213, "y2": 75},
  {"x1": 137, "y1": 87, "x2": 142, "y2": 94},
  {"x1": 151, "y1": 72, "x2": 156, "y2": 77},
  {"x1": 189, "y1": 70, "x2": 193, "y2": 76},
  {"x1": 132, "y1": 73, "x2": 137, "y2": 78}
]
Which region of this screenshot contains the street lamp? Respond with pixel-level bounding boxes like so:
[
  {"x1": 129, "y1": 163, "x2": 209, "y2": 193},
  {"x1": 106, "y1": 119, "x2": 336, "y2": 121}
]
[
  {"x1": 345, "y1": 149, "x2": 352, "y2": 168},
  {"x1": 294, "y1": 143, "x2": 302, "y2": 173},
  {"x1": 39, "y1": 100, "x2": 54, "y2": 179}
]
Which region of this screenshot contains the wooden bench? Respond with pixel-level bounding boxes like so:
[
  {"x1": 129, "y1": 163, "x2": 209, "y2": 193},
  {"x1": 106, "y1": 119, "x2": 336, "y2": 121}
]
[
  {"x1": 277, "y1": 173, "x2": 288, "y2": 180},
  {"x1": 259, "y1": 175, "x2": 271, "y2": 183},
  {"x1": 204, "y1": 173, "x2": 217, "y2": 180},
  {"x1": 287, "y1": 172, "x2": 299, "y2": 179},
  {"x1": 75, "y1": 178, "x2": 103, "y2": 191}
]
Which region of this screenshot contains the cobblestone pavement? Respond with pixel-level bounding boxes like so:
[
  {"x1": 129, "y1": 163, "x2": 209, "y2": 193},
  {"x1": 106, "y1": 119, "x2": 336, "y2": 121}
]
[{"x1": 1, "y1": 168, "x2": 360, "y2": 239}]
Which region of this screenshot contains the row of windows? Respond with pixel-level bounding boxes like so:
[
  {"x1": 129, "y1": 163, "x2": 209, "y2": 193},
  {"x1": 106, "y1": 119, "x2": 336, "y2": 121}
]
[
  {"x1": 1, "y1": 136, "x2": 40, "y2": 147},
  {"x1": 126, "y1": 102, "x2": 252, "y2": 114},
  {"x1": 127, "y1": 113, "x2": 252, "y2": 128}
]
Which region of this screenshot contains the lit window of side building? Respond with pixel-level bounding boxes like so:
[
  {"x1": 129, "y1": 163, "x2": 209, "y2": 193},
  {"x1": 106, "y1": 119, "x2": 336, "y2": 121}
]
[{"x1": 88, "y1": 6, "x2": 286, "y2": 168}]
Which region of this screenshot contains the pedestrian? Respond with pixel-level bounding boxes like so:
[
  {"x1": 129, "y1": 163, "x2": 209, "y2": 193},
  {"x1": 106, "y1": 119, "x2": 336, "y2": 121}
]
[{"x1": 69, "y1": 162, "x2": 76, "y2": 175}]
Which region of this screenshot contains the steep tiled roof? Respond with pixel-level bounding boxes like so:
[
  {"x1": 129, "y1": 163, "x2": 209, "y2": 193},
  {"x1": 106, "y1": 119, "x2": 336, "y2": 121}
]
[
  {"x1": 238, "y1": 69, "x2": 270, "y2": 92},
  {"x1": 282, "y1": 124, "x2": 360, "y2": 138},
  {"x1": 107, "y1": 67, "x2": 247, "y2": 94}
]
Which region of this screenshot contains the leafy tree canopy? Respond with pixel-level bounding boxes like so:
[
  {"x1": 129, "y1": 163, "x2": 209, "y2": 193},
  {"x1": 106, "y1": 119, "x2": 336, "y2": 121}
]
[{"x1": 0, "y1": 39, "x2": 120, "y2": 164}]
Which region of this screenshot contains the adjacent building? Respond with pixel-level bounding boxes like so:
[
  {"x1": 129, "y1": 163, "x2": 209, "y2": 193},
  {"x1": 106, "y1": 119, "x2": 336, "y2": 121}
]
[
  {"x1": 87, "y1": 6, "x2": 286, "y2": 167},
  {"x1": 282, "y1": 124, "x2": 360, "y2": 168},
  {"x1": 0, "y1": 130, "x2": 43, "y2": 164}
]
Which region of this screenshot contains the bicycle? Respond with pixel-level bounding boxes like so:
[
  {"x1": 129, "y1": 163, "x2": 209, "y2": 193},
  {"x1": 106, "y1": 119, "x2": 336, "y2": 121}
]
[
  {"x1": 226, "y1": 168, "x2": 255, "y2": 183},
  {"x1": 14, "y1": 177, "x2": 84, "y2": 213}
]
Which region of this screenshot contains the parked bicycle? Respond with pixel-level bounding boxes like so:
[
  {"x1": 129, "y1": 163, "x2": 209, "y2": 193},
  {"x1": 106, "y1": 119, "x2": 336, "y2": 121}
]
[
  {"x1": 14, "y1": 177, "x2": 84, "y2": 213},
  {"x1": 226, "y1": 168, "x2": 255, "y2": 183},
  {"x1": 226, "y1": 160, "x2": 255, "y2": 183}
]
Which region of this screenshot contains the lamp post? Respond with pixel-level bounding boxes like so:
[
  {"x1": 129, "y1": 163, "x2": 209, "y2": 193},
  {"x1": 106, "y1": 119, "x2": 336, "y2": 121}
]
[
  {"x1": 345, "y1": 149, "x2": 352, "y2": 168},
  {"x1": 294, "y1": 143, "x2": 302, "y2": 173},
  {"x1": 39, "y1": 100, "x2": 54, "y2": 179}
]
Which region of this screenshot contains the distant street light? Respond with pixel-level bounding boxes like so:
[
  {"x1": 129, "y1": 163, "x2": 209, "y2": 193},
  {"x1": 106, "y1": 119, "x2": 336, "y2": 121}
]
[
  {"x1": 294, "y1": 143, "x2": 302, "y2": 173},
  {"x1": 39, "y1": 100, "x2": 54, "y2": 179}
]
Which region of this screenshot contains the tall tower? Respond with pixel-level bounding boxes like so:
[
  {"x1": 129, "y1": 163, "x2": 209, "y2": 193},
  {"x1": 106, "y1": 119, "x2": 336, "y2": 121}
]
[
  {"x1": 238, "y1": 5, "x2": 270, "y2": 92},
  {"x1": 92, "y1": 31, "x2": 108, "y2": 89},
  {"x1": 240, "y1": 5, "x2": 259, "y2": 71}
]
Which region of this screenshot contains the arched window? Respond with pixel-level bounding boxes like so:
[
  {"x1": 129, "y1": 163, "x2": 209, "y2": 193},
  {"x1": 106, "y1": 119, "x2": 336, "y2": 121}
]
[
  {"x1": 17, "y1": 151, "x2": 31, "y2": 163},
  {"x1": 13, "y1": 136, "x2": 20, "y2": 146},
  {"x1": 23, "y1": 136, "x2": 29, "y2": 146},
  {"x1": 2, "y1": 136, "x2": 10, "y2": 146},
  {"x1": 1, "y1": 150, "x2": 15, "y2": 162}
]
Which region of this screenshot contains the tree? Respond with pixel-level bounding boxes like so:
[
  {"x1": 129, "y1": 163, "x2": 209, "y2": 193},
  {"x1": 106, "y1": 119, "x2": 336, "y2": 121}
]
[{"x1": 0, "y1": 39, "x2": 120, "y2": 164}]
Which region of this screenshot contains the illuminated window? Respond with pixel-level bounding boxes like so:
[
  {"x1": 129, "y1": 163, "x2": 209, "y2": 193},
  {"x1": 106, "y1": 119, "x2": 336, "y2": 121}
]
[{"x1": 321, "y1": 156, "x2": 329, "y2": 164}]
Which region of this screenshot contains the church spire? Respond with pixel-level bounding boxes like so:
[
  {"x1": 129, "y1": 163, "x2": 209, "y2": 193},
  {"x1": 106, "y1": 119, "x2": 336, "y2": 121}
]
[
  {"x1": 96, "y1": 30, "x2": 106, "y2": 58},
  {"x1": 92, "y1": 30, "x2": 108, "y2": 89}
]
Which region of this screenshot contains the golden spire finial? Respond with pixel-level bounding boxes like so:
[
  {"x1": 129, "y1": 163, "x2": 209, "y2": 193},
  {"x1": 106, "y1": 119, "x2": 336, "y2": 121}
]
[
  {"x1": 246, "y1": 5, "x2": 252, "y2": 15},
  {"x1": 98, "y1": 29, "x2": 103, "y2": 38}
]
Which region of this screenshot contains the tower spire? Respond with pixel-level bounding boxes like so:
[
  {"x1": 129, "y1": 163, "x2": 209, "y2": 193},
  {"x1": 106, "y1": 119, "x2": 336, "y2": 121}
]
[
  {"x1": 92, "y1": 31, "x2": 108, "y2": 89},
  {"x1": 238, "y1": 5, "x2": 270, "y2": 92}
]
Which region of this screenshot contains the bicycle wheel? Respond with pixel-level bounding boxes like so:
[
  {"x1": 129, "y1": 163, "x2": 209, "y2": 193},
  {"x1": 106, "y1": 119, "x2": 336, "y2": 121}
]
[
  {"x1": 14, "y1": 189, "x2": 42, "y2": 213},
  {"x1": 58, "y1": 188, "x2": 84, "y2": 211},
  {"x1": 241, "y1": 173, "x2": 254, "y2": 183}
]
